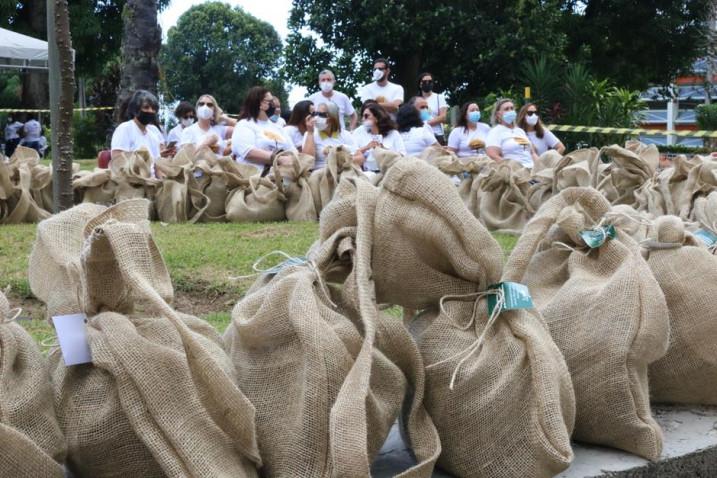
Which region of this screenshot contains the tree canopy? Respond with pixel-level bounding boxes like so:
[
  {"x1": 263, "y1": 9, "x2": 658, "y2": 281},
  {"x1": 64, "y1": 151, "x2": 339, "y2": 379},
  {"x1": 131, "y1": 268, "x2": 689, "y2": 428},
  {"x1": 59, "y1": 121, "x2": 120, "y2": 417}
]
[{"x1": 160, "y1": 1, "x2": 285, "y2": 113}]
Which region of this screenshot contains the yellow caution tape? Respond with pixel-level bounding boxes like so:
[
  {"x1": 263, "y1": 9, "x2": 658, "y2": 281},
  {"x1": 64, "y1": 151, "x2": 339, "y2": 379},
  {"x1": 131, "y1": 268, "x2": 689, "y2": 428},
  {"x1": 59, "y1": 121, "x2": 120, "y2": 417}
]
[
  {"x1": 547, "y1": 124, "x2": 717, "y2": 138},
  {"x1": 0, "y1": 106, "x2": 114, "y2": 113}
]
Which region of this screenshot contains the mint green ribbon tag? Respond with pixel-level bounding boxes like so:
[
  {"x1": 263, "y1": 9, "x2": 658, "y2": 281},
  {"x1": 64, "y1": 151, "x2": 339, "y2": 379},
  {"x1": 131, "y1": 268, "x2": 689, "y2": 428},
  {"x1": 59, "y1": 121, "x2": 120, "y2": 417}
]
[
  {"x1": 265, "y1": 256, "x2": 307, "y2": 275},
  {"x1": 579, "y1": 224, "x2": 616, "y2": 249},
  {"x1": 694, "y1": 229, "x2": 717, "y2": 247},
  {"x1": 487, "y1": 282, "x2": 534, "y2": 316}
]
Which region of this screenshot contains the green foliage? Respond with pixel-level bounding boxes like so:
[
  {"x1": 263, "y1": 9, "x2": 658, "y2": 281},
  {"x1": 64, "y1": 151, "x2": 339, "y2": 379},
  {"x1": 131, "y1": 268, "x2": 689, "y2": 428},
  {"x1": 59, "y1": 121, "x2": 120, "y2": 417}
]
[
  {"x1": 696, "y1": 104, "x2": 717, "y2": 131},
  {"x1": 0, "y1": 73, "x2": 22, "y2": 108},
  {"x1": 657, "y1": 144, "x2": 712, "y2": 155},
  {"x1": 160, "y1": 2, "x2": 284, "y2": 114},
  {"x1": 72, "y1": 113, "x2": 106, "y2": 159}
]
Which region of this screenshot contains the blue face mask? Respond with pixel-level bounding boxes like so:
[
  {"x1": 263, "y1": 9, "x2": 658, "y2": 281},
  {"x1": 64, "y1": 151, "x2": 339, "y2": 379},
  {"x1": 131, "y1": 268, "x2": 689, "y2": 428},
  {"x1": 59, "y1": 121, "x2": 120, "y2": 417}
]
[
  {"x1": 270, "y1": 114, "x2": 280, "y2": 123},
  {"x1": 502, "y1": 110, "x2": 517, "y2": 125},
  {"x1": 420, "y1": 109, "x2": 432, "y2": 122},
  {"x1": 467, "y1": 111, "x2": 481, "y2": 123}
]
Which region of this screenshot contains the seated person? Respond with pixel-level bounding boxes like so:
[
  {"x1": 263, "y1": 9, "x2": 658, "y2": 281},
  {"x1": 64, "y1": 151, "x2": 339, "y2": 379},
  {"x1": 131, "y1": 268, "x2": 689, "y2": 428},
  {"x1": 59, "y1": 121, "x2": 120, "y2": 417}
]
[
  {"x1": 166, "y1": 101, "x2": 196, "y2": 153},
  {"x1": 284, "y1": 100, "x2": 314, "y2": 151},
  {"x1": 302, "y1": 102, "x2": 357, "y2": 169},
  {"x1": 396, "y1": 102, "x2": 437, "y2": 157},
  {"x1": 447, "y1": 102, "x2": 491, "y2": 158},
  {"x1": 180, "y1": 94, "x2": 232, "y2": 155},
  {"x1": 110, "y1": 90, "x2": 167, "y2": 167},
  {"x1": 231, "y1": 86, "x2": 296, "y2": 168},
  {"x1": 352, "y1": 102, "x2": 406, "y2": 173}
]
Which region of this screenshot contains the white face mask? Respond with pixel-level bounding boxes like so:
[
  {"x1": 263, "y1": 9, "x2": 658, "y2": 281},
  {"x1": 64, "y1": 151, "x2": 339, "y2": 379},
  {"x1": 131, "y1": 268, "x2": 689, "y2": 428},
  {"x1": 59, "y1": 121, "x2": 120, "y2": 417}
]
[
  {"x1": 363, "y1": 119, "x2": 374, "y2": 130},
  {"x1": 372, "y1": 69, "x2": 384, "y2": 82},
  {"x1": 197, "y1": 105, "x2": 213, "y2": 120},
  {"x1": 526, "y1": 114, "x2": 539, "y2": 126},
  {"x1": 320, "y1": 81, "x2": 334, "y2": 93},
  {"x1": 180, "y1": 117, "x2": 195, "y2": 127},
  {"x1": 315, "y1": 117, "x2": 328, "y2": 130}
]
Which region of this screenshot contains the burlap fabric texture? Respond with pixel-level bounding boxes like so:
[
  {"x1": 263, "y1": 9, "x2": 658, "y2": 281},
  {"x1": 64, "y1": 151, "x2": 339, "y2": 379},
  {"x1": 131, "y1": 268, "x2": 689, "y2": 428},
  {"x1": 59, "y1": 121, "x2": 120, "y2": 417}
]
[
  {"x1": 29, "y1": 199, "x2": 261, "y2": 477},
  {"x1": 512, "y1": 187, "x2": 670, "y2": 460},
  {"x1": 374, "y1": 158, "x2": 575, "y2": 478},
  {"x1": 0, "y1": 290, "x2": 66, "y2": 477}
]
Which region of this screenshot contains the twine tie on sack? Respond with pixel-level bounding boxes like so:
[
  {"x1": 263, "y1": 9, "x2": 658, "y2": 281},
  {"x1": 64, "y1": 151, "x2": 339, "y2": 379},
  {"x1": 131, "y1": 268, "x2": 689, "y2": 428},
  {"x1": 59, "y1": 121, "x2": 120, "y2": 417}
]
[
  {"x1": 229, "y1": 250, "x2": 306, "y2": 280},
  {"x1": 639, "y1": 238, "x2": 683, "y2": 250},
  {"x1": 436, "y1": 288, "x2": 506, "y2": 390},
  {"x1": 2, "y1": 307, "x2": 22, "y2": 324},
  {"x1": 604, "y1": 211, "x2": 654, "y2": 228}
]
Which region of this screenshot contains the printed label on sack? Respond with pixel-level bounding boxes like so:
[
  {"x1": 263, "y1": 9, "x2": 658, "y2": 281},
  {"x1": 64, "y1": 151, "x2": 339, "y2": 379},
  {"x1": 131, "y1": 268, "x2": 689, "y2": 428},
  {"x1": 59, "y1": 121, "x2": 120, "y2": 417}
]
[
  {"x1": 579, "y1": 224, "x2": 617, "y2": 249},
  {"x1": 53, "y1": 313, "x2": 92, "y2": 366},
  {"x1": 694, "y1": 229, "x2": 717, "y2": 247},
  {"x1": 487, "y1": 282, "x2": 534, "y2": 316}
]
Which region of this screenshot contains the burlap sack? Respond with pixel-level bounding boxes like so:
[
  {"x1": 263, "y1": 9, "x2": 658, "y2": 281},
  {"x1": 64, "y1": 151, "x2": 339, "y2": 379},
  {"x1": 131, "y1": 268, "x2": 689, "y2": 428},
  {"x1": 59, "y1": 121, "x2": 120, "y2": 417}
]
[
  {"x1": 154, "y1": 155, "x2": 209, "y2": 223},
  {"x1": 478, "y1": 160, "x2": 535, "y2": 234},
  {"x1": 371, "y1": 147, "x2": 406, "y2": 186},
  {"x1": 363, "y1": 157, "x2": 574, "y2": 477},
  {"x1": 72, "y1": 169, "x2": 117, "y2": 205},
  {"x1": 307, "y1": 145, "x2": 364, "y2": 215},
  {"x1": 109, "y1": 149, "x2": 159, "y2": 202},
  {"x1": 512, "y1": 187, "x2": 669, "y2": 460},
  {"x1": 527, "y1": 150, "x2": 563, "y2": 211},
  {"x1": 682, "y1": 155, "x2": 717, "y2": 220},
  {"x1": 642, "y1": 216, "x2": 717, "y2": 405},
  {"x1": 0, "y1": 154, "x2": 52, "y2": 224},
  {"x1": 456, "y1": 157, "x2": 494, "y2": 219},
  {"x1": 225, "y1": 174, "x2": 286, "y2": 222},
  {"x1": 0, "y1": 290, "x2": 66, "y2": 477},
  {"x1": 600, "y1": 143, "x2": 658, "y2": 207},
  {"x1": 226, "y1": 178, "x2": 440, "y2": 477},
  {"x1": 30, "y1": 163, "x2": 54, "y2": 212},
  {"x1": 691, "y1": 190, "x2": 717, "y2": 245},
  {"x1": 553, "y1": 148, "x2": 600, "y2": 191},
  {"x1": 30, "y1": 200, "x2": 261, "y2": 477},
  {"x1": 273, "y1": 150, "x2": 318, "y2": 221}
]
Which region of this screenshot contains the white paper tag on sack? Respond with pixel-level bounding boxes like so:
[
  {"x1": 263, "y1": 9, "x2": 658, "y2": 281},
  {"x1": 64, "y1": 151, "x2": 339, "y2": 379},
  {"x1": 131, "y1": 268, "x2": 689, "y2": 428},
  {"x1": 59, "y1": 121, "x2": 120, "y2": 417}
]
[{"x1": 53, "y1": 313, "x2": 92, "y2": 366}]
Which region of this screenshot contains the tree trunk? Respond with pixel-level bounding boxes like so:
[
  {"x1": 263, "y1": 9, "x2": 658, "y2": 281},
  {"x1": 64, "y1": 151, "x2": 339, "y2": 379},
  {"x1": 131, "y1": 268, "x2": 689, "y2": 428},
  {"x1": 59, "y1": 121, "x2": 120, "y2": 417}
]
[
  {"x1": 114, "y1": 0, "x2": 162, "y2": 123},
  {"x1": 48, "y1": 0, "x2": 76, "y2": 212},
  {"x1": 393, "y1": 52, "x2": 422, "y2": 102},
  {"x1": 22, "y1": 0, "x2": 49, "y2": 110}
]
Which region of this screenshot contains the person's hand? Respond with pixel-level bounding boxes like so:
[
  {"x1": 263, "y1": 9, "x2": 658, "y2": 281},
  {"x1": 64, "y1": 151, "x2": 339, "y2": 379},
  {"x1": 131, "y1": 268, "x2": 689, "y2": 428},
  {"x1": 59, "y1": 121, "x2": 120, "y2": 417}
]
[
  {"x1": 160, "y1": 146, "x2": 175, "y2": 158},
  {"x1": 367, "y1": 140, "x2": 381, "y2": 149},
  {"x1": 375, "y1": 96, "x2": 386, "y2": 104},
  {"x1": 305, "y1": 115, "x2": 316, "y2": 133}
]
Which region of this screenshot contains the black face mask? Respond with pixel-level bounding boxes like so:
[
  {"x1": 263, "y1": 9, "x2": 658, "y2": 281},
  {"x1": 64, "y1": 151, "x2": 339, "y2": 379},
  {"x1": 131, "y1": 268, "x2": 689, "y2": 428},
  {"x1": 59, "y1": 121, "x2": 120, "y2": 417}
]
[
  {"x1": 420, "y1": 81, "x2": 433, "y2": 93},
  {"x1": 266, "y1": 102, "x2": 276, "y2": 118},
  {"x1": 137, "y1": 111, "x2": 156, "y2": 126}
]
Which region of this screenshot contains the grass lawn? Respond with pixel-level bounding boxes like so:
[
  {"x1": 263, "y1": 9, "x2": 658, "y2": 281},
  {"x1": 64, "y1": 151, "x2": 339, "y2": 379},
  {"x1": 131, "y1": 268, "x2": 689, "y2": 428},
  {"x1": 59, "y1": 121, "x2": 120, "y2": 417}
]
[
  {"x1": 0, "y1": 221, "x2": 517, "y2": 344},
  {"x1": 40, "y1": 159, "x2": 97, "y2": 171}
]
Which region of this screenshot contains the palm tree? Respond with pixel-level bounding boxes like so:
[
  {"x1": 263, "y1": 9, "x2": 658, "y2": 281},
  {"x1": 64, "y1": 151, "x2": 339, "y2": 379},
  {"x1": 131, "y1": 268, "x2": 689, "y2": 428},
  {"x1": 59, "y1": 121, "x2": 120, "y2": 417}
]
[{"x1": 114, "y1": 0, "x2": 161, "y2": 122}]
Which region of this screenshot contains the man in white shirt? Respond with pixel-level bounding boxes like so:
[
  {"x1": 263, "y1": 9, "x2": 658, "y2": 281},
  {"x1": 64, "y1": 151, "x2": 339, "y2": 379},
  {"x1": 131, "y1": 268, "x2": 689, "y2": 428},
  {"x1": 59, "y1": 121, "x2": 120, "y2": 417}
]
[
  {"x1": 358, "y1": 58, "x2": 404, "y2": 115},
  {"x1": 308, "y1": 69, "x2": 358, "y2": 130}
]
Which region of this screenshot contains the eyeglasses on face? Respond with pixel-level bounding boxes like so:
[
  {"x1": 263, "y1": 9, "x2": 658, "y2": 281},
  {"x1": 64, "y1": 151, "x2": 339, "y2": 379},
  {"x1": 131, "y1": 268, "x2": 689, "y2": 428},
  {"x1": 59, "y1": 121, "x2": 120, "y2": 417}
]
[
  {"x1": 374, "y1": 66, "x2": 386, "y2": 71},
  {"x1": 526, "y1": 111, "x2": 537, "y2": 116},
  {"x1": 311, "y1": 112, "x2": 328, "y2": 118},
  {"x1": 183, "y1": 115, "x2": 195, "y2": 120},
  {"x1": 198, "y1": 101, "x2": 214, "y2": 107}
]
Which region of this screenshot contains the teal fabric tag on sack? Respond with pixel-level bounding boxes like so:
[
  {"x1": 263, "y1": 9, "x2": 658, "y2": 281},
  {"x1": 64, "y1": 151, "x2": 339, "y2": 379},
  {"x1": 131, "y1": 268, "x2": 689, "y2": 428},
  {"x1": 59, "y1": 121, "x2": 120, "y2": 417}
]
[
  {"x1": 579, "y1": 224, "x2": 616, "y2": 249},
  {"x1": 694, "y1": 229, "x2": 717, "y2": 247},
  {"x1": 487, "y1": 282, "x2": 534, "y2": 316}
]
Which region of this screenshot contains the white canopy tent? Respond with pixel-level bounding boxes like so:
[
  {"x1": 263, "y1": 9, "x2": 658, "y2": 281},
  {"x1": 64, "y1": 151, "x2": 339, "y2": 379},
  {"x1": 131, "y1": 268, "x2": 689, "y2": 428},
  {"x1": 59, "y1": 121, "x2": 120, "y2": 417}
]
[{"x1": 0, "y1": 28, "x2": 54, "y2": 70}]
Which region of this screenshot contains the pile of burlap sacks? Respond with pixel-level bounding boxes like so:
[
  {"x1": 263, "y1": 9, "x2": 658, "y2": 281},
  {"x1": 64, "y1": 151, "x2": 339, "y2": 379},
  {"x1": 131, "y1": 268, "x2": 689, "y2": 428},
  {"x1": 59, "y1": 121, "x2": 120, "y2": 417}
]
[{"x1": 3, "y1": 151, "x2": 716, "y2": 477}]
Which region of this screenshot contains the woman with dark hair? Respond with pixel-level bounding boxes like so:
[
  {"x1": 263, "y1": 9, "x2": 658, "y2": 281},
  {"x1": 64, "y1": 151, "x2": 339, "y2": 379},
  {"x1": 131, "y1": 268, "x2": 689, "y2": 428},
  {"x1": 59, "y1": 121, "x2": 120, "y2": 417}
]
[
  {"x1": 166, "y1": 101, "x2": 195, "y2": 148},
  {"x1": 447, "y1": 101, "x2": 491, "y2": 158},
  {"x1": 517, "y1": 103, "x2": 565, "y2": 155},
  {"x1": 231, "y1": 86, "x2": 296, "y2": 166},
  {"x1": 284, "y1": 100, "x2": 315, "y2": 150},
  {"x1": 417, "y1": 72, "x2": 448, "y2": 144},
  {"x1": 352, "y1": 102, "x2": 405, "y2": 173},
  {"x1": 110, "y1": 90, "x2": 167, "y2": 164},
  {"x1": 396, "y1": 102, "x2": 437, "y2": 156},
  {"x1": 302, "y1": 101, "x2": 357, "y2": 169}
]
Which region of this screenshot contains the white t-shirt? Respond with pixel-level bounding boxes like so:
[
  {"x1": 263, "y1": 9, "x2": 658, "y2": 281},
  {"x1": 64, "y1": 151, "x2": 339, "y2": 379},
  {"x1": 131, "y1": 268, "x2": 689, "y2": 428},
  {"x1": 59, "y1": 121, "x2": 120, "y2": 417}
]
[
  {"x1": 352, "y1": 127, "x2": 406, "y2": 171},
  {"x1": 527, "y1": 129, "x2": 561, "y2": 156},
  {"x1": 271, "y1": 117, "x2": 287, "y2": 128},
  {"x1": 231, "y1": 118, "x2": 296, "y2": 165},
  {"x1": 5, "y1": 121, "x2": 24, "y2": 140},
  {"x1": 423, "y1": 92, "x2": 448, "y2": 135},
  {"x1": 359, "y1": 81, "x2": 404, "y2": 105},
  {"x1": 111, "y1": 120, "x2": 164, "y2": 160},
  {"x1": 401, "y1": 126, "x2": 437, "y2": 157},
  {"x1": 283, "y1": 125, "x2": 305, "y2": 149},
  {"x1": 303, "y1": 129, "x2": 358, "y2": 169},
  {"x1": 447, "y1": 124, "x2": 491, "y2": 158},
  {"x1": 179, "y1": 123, "x2": 228, "y2": 151},
  {"x1": 166, "y1": 124, "x2": 187, "y2": 145},
  {"x1": 23, "y1": 119, "x2": 42, "y2": 140},
  {"x1": 308, "y1": 90, "x2": 356, "y2": 130},
  {"x1": 486, "y1": 124, "x2": 534, "y2": 168}
]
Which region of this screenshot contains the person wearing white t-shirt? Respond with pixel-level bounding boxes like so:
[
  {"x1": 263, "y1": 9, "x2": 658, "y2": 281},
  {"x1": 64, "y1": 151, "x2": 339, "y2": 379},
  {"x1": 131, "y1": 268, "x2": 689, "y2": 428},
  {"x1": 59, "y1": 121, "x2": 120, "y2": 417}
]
[
  {"x1": 358, "y1": 58, "x2": 404, "y2": 115},
  {"x1": 447, "y1": 102, "x2": 491, "y2": 158},
  {"x1": 517, "y1": 103, "x2": 565, "y2": 156},
  {"x1": 396, "y1": 103, "x2": 437, "y2": 156},
  {"x1": 417, "y1": 72, "x2": 448, "y2": 143},
  {"x1": 308, "y1": 69, "x2": 358, "y2": 130},
  {"x1": 4, "y1": 116, "x2": 24, "y2": 157},
  {"x1": 231, "y1": 86, "x2": 296, "y2": 168},
  {"x1": 111, "y1": 90, "x2": 168, "y2": 167},
  {"x1": 179, "y1": 94, "x2": 232, "y2": 156},
  {"x1": 352, "y1": 102, "x2": 406, "y2": 172},
  {"x1": 284, "y1": 100, "x2": 315, "y2": 151},
  {"x1": 269, "y1": 95, "x2": 287, "y2": 127},
  {"x1": 302, "y1": 102, "x2": 357, "y2": 169},
  {"x1": 166, "y1": 101, "x2": 196, "y2": 153},
  {"x1": 486, "y1": 98, "x2": 538, "y2": 169}
]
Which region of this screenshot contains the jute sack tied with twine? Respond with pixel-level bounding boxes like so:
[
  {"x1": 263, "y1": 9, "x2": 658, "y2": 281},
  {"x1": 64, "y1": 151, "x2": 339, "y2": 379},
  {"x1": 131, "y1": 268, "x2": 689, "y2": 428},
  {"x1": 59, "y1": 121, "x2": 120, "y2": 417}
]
[
  {"x1": 226, "y1": 177, "x2": 440, "y2": 477},
  {"x1": 0, "y1": 146, "x2": 52, "y2": 224},
  {"x1": 307, "y1": 145, "x2": 365, "y2": 215},
  {"x1": 272, "y1": 150, "x2": 318, "y2": 221},
  {"x1": 0, "y1": 290, "x2": 66, "y2": 477},
  {"x1": 477, "y1": 159, "x2": 535, "y2": 234},
  {"x1": 644, "y1": 215, "x2": 717, "y2": 405},
  {"x1": 370, "y1": 158, "x2": 574, "y2": 478},
  {"x1": 514, "y1": 187, "x2": 669, "y2": 460},
  {"x1": 29, "y1": 199, "x2": 261, "y2": 477},
  {"x1": 225, "y1": 174, "x2": 286, "y2": 223}
]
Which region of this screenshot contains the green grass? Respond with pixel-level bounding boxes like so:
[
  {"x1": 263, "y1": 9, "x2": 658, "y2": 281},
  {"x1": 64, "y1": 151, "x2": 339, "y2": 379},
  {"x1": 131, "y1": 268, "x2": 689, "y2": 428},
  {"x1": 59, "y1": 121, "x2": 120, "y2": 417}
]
[
  {"x1": 0, "y1": 221, "x2": 518, "y2": 343},
  {"x1": 40, "y1": 159, "x2": 97, "y2": 171}
]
